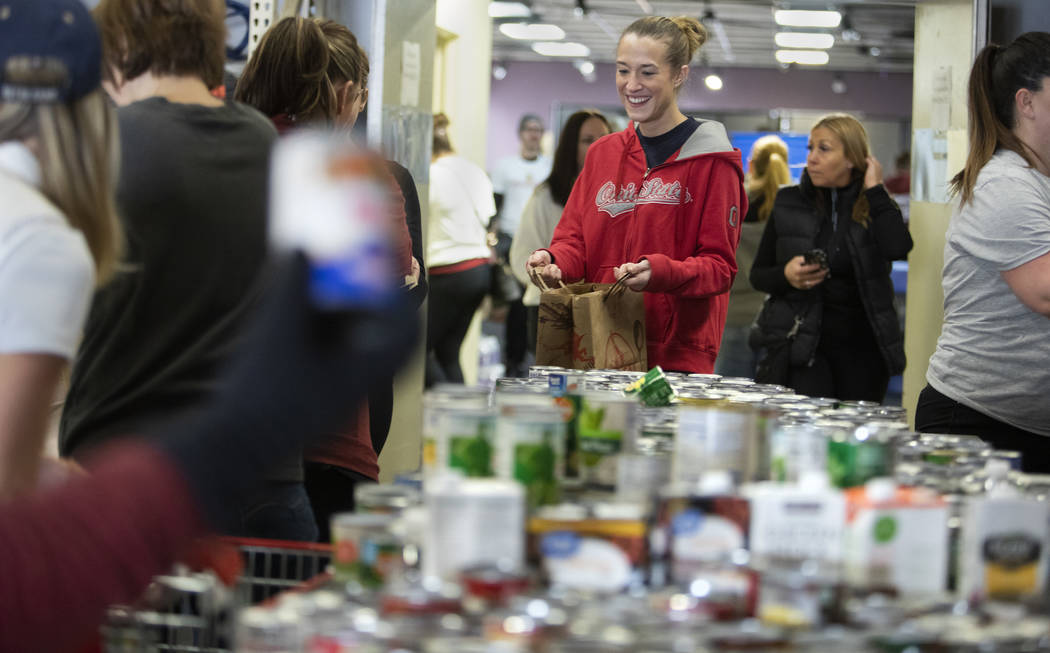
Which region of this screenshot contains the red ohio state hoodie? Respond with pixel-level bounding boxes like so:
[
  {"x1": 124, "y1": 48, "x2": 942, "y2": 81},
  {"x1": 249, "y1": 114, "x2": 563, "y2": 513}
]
[{"x1": 544, "y1": 120, "x2": 747, "y2": 373}]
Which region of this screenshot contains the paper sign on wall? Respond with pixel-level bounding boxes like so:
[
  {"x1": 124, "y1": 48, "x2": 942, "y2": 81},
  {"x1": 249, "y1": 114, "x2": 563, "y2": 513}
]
[{"x1": 400, "y1": 40, "x2": 421, "y2": 107}]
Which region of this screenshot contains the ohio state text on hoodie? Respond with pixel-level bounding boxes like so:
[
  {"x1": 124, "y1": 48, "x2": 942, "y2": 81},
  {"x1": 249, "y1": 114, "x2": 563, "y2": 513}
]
[{"x1": 544, "y1": 120, "x2": 747, "y2": 373}]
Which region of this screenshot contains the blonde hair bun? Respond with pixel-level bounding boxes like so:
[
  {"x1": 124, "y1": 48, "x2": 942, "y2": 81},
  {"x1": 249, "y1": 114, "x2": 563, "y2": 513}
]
[{"x1": 670, "y1": 16, "x2": 707, "y2": 60}]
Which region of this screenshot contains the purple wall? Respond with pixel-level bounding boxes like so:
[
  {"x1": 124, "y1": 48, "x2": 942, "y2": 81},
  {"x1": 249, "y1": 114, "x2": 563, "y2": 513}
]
[{"x1": 487, "y1": 61, "x2": 913, "y2": 168}]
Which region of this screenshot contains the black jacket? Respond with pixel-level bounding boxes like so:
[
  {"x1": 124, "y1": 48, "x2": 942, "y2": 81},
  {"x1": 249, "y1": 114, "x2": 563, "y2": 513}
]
[{"x1": 749, "y1": 170, "x2": 912, "y2": 374}]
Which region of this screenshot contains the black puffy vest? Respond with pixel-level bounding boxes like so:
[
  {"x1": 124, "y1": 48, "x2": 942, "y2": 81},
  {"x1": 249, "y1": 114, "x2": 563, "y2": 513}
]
[{"x1": 767, "y1": 173, "x2": 906, "y2": 375}]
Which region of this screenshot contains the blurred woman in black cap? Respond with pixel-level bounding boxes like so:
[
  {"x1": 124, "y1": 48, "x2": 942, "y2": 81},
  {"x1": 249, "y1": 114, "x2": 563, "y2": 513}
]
[{"x1": 0, "y1": 0, "x2": 122, "y2": 498}]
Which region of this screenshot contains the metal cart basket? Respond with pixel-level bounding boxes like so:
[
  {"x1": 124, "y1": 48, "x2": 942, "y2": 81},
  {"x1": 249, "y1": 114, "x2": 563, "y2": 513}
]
[{"x1": 101, "y1": 537, "x2": 331, "y2": 653}]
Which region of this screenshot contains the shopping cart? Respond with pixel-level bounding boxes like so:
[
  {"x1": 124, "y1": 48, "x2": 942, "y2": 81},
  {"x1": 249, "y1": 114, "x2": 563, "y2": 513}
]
[{"x1": 100, "y1": 537, "x2": 332, "y2": 653}]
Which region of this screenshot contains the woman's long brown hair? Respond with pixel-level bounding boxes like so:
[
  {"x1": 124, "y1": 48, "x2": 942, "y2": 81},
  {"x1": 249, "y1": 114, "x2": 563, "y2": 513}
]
[{"x1": 951, "y1": 32, "x2": 1050, "y2": 205}]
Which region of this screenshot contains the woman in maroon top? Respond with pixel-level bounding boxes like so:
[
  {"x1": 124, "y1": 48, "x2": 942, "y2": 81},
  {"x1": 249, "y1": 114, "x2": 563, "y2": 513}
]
[{"x1": 235, "y1": 16, "x2": 423, "y2": 541}]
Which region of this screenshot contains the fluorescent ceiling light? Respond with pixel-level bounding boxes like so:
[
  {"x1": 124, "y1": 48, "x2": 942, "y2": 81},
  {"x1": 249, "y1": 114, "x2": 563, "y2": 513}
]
[
  {"x1": 489, "y1": 1, "x2": 530, "y2": 18},
  {"x1": 774, "y1": 10, "x2": 842, "y2": 28},
  {"x1": 575, "y1": 61, "x2": 595, "y2": 75},
  {"x1": 704, "y1": 74, "x2": 723, "y2": 91},
  {"x1": 499, "y1": 23, "x2": 565, "y2": 40},
  {"x1": 775, "y1": 49, "x2": 830, "y2": 65},
  {"x1": 775, "y1": 32, "x2": 835, "y2": 49},
  {"x1": 532, "y1": 42, "x2": 591, "y2": 57}
]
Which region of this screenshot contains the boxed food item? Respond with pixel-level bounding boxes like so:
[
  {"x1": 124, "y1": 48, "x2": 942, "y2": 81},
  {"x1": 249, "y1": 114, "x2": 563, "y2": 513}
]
[
  {"x1": 746, "y1": 474, "x2": 846, "y2": 565},
  {"x1": 843, "y1": 479, "x2": 948, "y2": 596},
  {"x1": 959, "y1": 463, "x2": 1050, "y2": 600},
  {"x1": 527, "y1": 503, "x2": 647, "y2": 593}
]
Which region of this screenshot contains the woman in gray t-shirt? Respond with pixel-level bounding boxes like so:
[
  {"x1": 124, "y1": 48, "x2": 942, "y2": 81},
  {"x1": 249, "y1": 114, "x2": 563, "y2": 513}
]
[{"x1": 917, "y1": 32, "x2": 1050, "y2": 473}]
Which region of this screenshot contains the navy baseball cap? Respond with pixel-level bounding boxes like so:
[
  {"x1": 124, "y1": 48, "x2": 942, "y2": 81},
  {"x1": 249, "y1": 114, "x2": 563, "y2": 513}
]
[{"x1": 0, "y1": 0, "x2": 102, "y2": 103}]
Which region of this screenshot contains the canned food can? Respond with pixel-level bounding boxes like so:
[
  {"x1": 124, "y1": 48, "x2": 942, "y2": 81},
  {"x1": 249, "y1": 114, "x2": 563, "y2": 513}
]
[
  {"x1": 355, "y1": 483, "x2": 422, "y2": 515},
  {"x1": 423, "y1": 407, "x2": 497, "y2": 478},
  {"x1": 547, "y1": 371, "x2": 584, "y2": 398},
  {"x1": 423, "y1": 477, "x2": 525, "y2": 580},
  {"x1": 616, "y1": 447, "x2": 672, "y2": 503},
  {"x1": 826, "y1": 422, "x2": 891, "y2": 488},
  {"x1": 496, "y1": 403, "x2": 567, "y2": 508},
  {"x1": 577, "y1": 393, "x2": 640, "y2": 489},
  {"x1": 674, "y1": 405, "x2": 762, "y2": 484},
  {"x1": 770, "y1": 422, "x2": 827, "y2": 483},
  {"x1": 330, "y1": 513, "x2": 403, "y2": 589},
  {"x1": 984, "y1": 449, "x2": 1023, "y2": 470}
]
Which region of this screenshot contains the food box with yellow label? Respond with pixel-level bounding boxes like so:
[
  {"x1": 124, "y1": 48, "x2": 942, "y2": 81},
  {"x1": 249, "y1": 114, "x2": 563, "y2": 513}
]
[{"x1": 959, "y1": 496, "x2": 1050, "y2": 600}]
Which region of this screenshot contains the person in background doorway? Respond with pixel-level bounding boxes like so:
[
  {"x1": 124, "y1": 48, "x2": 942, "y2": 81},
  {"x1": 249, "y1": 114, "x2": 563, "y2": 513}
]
[
  {"x1": 884, "y1": 150, "x2": 911, "y2": 195},
  {"x1": 426, "y1": 113, "x2": 496, "y2": 386},
  {"x1": 526, "y1": 16, "x2": 746, "y2": 374},
  {"x1": 0, "y1": 0, "x2": 123, "y2": 499},
  {"x1": 510, "y1": 109, "x2": 612, "y2": 352},
  {"x1": 235, "y1": 15, "x2": 420, "y2": 539},
  {"x1": 59, "y1": 0, "x2": 322, "y2": 541},
  {"x1": 714, "y1": 135, "x2": 790, "y2": 378},
  {"x1": 916, "y1": 32, "x2": 1050, "y2": 473},
  {"x1": 491, "y1": 114, "x2": 552, "y2": 377},
  {"x1": 749, "y1": 114, "x2": 912, "y2": 400}
]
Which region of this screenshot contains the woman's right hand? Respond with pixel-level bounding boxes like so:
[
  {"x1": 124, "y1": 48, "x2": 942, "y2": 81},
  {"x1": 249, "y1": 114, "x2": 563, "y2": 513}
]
[
  {"x1": 526, "y1": 250, "x2": 562, "y2": 286},
  {"x1": 784, "y1": 255, "x2": 828, "y2": 290}
]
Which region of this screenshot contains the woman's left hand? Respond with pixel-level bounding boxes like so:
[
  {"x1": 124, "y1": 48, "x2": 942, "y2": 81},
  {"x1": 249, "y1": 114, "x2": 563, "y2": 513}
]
[
  {"x1": 863, "y1": 155, "x2": 883, "y2": 190},
  {"x1": 613, "y1": 259, "x2": 651, "y2": 291}
]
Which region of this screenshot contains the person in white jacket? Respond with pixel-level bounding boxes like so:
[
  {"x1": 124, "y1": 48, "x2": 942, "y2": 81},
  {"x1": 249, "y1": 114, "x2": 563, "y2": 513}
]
[
  {"x1": 510, "y1": 109, "x2": 612, "y2": 353},
  {"x1": 426, "y1": 113, "x2": 496, "y2": 385}
]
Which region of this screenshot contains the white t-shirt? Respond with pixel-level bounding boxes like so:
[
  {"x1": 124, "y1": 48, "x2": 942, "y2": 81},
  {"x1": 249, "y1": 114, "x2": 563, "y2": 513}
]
[
  {"x1": 427, "y1": 155, "x2": 496, "y2": 268},
  {"x1": 0, "y1": 142, "x2": 95, "y2": 359},
  {"x1": 490, "y1": 153, "x2": 552, "y2": 236},
  {"x1": 927, "y1": 149, "x2": 1050, "y2": 435}
]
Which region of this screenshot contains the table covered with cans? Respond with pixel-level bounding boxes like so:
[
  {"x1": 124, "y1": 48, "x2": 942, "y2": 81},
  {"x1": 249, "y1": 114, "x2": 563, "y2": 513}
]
[{"x1": 114, "y1": 367, "x2": 1050, "y2": 652}]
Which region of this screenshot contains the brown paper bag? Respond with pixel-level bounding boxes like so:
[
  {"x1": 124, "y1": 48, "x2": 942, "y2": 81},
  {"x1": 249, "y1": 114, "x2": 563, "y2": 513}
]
[
  {"x1": 572, "y1": 286, "x2": 647, "y2": 371},
  {"x1": 535, "y1": 281, "x2": 647, "y2": 371},
  {"x1": 535, "y1": 282, "x2": 599, "y2": 368}
]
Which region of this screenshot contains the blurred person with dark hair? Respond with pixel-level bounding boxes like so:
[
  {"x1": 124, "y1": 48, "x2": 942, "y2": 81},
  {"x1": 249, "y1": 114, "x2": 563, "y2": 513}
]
[
  {"x1": 427, "y1": 113, "x2": 497, "y2": 385},
  {"x1": 58, "y1": 0, "x2": 317, "y2": 540},
  {"x1": 510, "y1": 109, "x2": 612, "y2": 351},
  {"x1": 236, "y1": 16, "x2": 420, "y2": 539}
]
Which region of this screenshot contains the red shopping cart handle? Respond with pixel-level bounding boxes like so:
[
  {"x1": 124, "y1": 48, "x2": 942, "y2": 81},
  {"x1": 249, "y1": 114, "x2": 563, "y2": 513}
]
[
  {"x1": 180, "y1": 536, "x2": 244, "y2": 587},
  {"x1": 181, "y1": 536, "x2": 332, "y2": 587}
]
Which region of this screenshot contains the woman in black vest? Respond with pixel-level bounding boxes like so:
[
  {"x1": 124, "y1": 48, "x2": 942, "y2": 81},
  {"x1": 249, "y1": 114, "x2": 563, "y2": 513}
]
[{"x1": 749, "y1": 114, "x2": 912, "y2": 401}]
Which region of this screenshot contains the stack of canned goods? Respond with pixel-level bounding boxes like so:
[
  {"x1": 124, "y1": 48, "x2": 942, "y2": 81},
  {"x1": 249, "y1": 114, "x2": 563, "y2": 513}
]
[{"x1": 231, "y1": 365, "x2": 1050, "y2": 652}]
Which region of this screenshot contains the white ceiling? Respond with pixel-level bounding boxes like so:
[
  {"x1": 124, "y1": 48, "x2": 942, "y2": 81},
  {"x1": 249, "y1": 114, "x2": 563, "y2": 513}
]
[{"x1": 491, "y1": 0, "x2": 918, "y2": 73}]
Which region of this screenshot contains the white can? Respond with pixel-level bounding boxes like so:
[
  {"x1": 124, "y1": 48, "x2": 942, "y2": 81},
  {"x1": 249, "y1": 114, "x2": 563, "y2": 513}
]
[
  {"x1": 422, "y1": 476, "x2": 525, "y2": 581},
  {"x1": 674, "y1": 405, "x2": 760, "y2": 484}
]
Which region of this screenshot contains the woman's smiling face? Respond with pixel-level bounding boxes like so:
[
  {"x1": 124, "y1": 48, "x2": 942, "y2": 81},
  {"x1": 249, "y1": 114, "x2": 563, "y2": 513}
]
[{"x1": 616, "y1": 33, "x2": 686, "y2": 137}]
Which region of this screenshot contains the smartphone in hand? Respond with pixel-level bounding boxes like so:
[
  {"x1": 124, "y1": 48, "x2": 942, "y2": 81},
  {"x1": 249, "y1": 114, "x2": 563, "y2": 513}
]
[{"x1": 803, "y1": 248, "x2": 829, "y2": 270}]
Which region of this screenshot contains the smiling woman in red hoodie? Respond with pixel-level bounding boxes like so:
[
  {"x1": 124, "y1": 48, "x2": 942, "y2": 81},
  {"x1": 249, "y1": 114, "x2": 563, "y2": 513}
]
[{"x1": 526, "y1": 16, "x2": 747, "y2": 373}]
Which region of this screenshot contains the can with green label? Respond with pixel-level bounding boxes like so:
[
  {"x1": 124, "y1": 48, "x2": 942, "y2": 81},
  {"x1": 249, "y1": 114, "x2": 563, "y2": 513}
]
[
  {"x1": 495, "y1": 401, "x2": 567, "y2": 509},
  {"x1": 423, "y1": 386, "x2": 493, "y2": 477},
  {"x1": 826, "y1": 422, "x2": 891, "y2": 488},
  {"x1": 576, "y1": 392, "x2": 639, "y2": 489}
]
